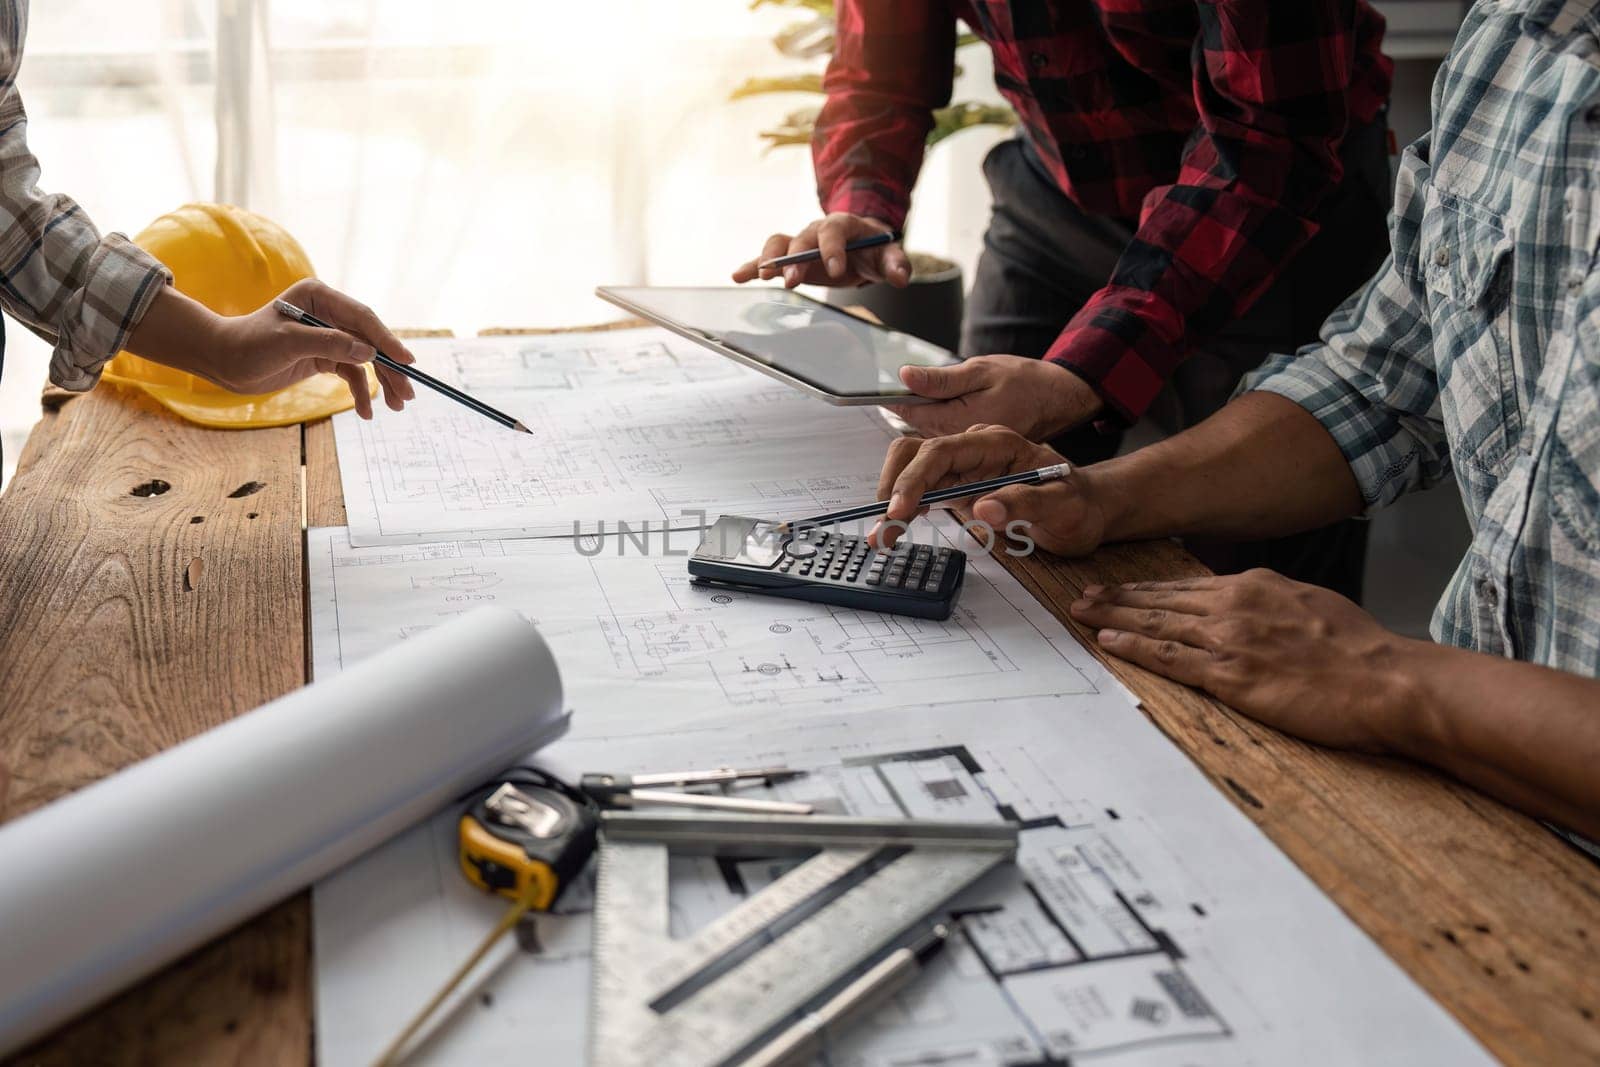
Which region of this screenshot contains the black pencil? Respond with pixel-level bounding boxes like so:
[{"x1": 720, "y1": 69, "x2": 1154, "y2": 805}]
[
  {"x1": 274, "y1": 299, "x2": 530, "y2": 434},
  {"x1": 758, "y1": 230, "x2": 902, "y2": 270},
  {"x1": 781, "y1": 462, "x2": 1072, "y2": 530}
]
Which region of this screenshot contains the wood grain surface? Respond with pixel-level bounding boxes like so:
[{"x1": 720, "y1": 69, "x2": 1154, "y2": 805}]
[
  {"x1": 2, "y1": 329, "x2": 1597, "y2": 1066},
  {"x1": 0, "y1": 383, "x2": 312, "y2": 1066}
]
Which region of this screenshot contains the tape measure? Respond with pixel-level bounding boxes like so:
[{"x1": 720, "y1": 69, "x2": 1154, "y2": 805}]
[{"x1": 457, "y1": 768, "x2": 599, "y2": 911}]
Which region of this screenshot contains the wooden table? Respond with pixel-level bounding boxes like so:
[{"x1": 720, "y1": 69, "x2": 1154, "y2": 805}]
[{"x1": 1, "y1": 328, "x2": 1597, "y2": 1066}]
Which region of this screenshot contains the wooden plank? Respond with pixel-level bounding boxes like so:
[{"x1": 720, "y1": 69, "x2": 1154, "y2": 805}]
[
  {"x1": 303, "y1": 419, "x2": 345, "y2": 530},
  {"x1": 989, "y1": 537, "x2": 1600, "y2": 1065},
  {"x1": 7, "y1": 323, "x2": 1598, "y2": 1066},
  {"x1": 0, "y1": 382, "x2": 312, "y2": 1065}
]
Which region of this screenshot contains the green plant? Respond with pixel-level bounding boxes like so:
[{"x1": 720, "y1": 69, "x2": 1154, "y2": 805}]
[{"x1": 731, "y1": 0, "x2": 1015, "y2": 151}]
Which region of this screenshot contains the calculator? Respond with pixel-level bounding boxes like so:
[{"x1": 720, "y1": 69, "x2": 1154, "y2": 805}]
[{"x1": 688, "y1": 515, "x2": 966, "y2": 620}]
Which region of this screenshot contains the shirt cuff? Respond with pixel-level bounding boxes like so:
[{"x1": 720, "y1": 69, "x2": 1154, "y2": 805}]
[
  {"x1": 1242, "y1": 351, "x2": 1441, "y2": 514},
  {"x1": 1044, "y1": 302, "x2": 1171, "y2": 425},
  {"x1": 47, "y1": 234, "x2": 172, "y2": 392},
  {"x1": 820, "y1": 183, "x2": 909, "y2": 232}
]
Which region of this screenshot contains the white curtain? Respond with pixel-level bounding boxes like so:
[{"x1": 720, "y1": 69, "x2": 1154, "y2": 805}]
[{"x1": 250, "y1": 0, "x2": 839, "y2": 331}]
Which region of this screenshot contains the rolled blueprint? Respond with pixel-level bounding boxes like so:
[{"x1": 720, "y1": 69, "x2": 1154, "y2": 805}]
[{"x1": 0, "y1": 606, "x2": 567, "y2": 1055}]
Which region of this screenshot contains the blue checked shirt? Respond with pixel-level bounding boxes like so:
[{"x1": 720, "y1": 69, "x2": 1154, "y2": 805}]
[{"x1": 1245, "y1": 0, "x2": 1600, "y2": 675}]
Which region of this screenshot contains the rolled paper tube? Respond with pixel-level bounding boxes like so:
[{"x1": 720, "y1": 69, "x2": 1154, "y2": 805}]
[{"x1": 0, "y1": 606, "x2": 567, "y2": 1055}]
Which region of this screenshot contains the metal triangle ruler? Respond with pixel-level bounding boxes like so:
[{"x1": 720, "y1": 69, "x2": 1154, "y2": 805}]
[{"x1": 587, "y1": 811, "x2": 1018, "y2": 1067}]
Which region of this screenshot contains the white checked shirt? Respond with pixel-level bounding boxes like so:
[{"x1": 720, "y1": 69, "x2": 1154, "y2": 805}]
[
  {"x1": 1246, "y1": 0, "x2": 1600, "y2": 675},
  {"x1": 0, "y1": 0, "x2": 170, "y2": 393}
]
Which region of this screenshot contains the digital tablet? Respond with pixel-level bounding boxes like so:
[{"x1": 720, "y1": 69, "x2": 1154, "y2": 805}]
[{"x1": 595, "y1": 285, "x2": 960, "y2": 405}]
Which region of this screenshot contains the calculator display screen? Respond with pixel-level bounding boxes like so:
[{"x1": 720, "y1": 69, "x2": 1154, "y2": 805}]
[{"x1": 696, "y1": 516, "x2": 787, "y2": 569}]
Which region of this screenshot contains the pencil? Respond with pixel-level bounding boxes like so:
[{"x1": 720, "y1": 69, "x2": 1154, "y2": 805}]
[
  {"x1": 781, "y1": 463, "x2": 1071, "y2": 531},
  {"x1": 758, "y1": 231, "x2": 902, "y2": 270},
  {"x1": 274, "y1": 299, "x2": 531, "y2": 434}
]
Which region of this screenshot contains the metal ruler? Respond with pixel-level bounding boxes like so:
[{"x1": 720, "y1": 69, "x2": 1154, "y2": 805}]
[{"x1": 588, "y1": 812, "x2": 1018, "y2": 1067}]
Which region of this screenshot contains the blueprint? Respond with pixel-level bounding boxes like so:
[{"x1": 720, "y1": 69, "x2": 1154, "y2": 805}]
[
  {"x1": 313, "y1": 706, "x2": 1488, "y2": 1067},
  {"x1": 333, "y1": 328, "x2": 899, "y2": 546},
  {"x1": 307, "y1": 523, "x2": 1489, "y2": 1066},
  {"x1": 307, "y1": 518, "x2": 1123, "y2": 737}
]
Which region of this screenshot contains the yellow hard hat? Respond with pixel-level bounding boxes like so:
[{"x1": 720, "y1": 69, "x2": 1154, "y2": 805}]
[{"x1": 100, "y1": 203, "x2": 372, "y2": 429}]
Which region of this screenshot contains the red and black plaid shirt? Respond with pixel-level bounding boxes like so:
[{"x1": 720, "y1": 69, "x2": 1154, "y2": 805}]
[{"x1": 813, "y1": 0, "x2": 1393, "y2": 422}]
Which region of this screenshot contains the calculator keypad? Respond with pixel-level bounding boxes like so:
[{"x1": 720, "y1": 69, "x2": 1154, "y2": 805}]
[
  {"x1": 784, "y1": 530, "x2": 956, "y2": 595},
  {"x1": 688, "y1": 515, "x2": 965, "y2": 621}
]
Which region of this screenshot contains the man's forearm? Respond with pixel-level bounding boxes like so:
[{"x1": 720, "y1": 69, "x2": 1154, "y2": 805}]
[
  {"x1": 1090, "y1": 392, "x2": 1364, "y2": 544},
  {"x1": 1380, "y1": 642, "x2": 1600, "y2": 841}
]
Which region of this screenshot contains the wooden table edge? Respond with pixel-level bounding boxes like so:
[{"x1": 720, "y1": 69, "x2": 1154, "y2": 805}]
[{"x1": 2, "y1": 325, "x2": 1594, "y2": 1065}]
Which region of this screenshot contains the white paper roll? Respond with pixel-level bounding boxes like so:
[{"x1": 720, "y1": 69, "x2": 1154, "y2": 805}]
[{"x1": 0, "y1": 606, "x2": 567, "y2": 1055}]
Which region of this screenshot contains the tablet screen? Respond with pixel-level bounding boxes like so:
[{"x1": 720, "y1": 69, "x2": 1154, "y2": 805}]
[{"x1": 600, "y1": 287, "x2": 959, "y2": 398}]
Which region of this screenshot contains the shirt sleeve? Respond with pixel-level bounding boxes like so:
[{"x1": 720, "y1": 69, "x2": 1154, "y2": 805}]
[
  {"x1": 1048, "y1": 1, "x2": 1377, "y2": 422},
  {"x1": 1242, "y1": 133, "x2": 1450, "y2": 513},
  {"x1": 811, "y1": 0, "x2": 957, "y2": 229},
  {"x1": 0, "y1": 6, "x2": 170, "y2": 392}
]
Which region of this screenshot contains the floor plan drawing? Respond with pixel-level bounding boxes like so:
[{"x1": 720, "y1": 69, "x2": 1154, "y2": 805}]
[
  {"x1": 442, "y1": 330, "x2": 740, "y2": 393},
  {"x1": 314, "y1": 702, "x2": 1490, "y2": 1067},
  {"x1": 333, "y1": 329, "x2": 899, "y2": 546},
  {"x1": 308, "y1": 518, "x2": 1113, "y2": 735}
]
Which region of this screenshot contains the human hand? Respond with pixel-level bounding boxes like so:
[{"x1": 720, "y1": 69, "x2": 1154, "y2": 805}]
[
  {"x1": 731, "y1": 213, "x2": 910, "y2": 289},
  {"x1": 884, "y1": 356, "x2": 1102, "y2": 440},
  {"x1": 131, "y1": 278, "x2": 417, "y2": 419},
  {"x1": 870, "y1": 425, "x2": 1108, "y2": 555},
  {"x1": 1070, "y1": 570, "x2": 1414, "y2": 752}
]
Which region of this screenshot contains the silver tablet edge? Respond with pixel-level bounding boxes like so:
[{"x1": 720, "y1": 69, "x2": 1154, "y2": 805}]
[{"x1": 593, "y1": 286, "x2": 939, "y2": 407}]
